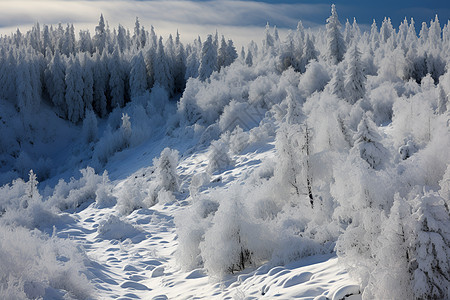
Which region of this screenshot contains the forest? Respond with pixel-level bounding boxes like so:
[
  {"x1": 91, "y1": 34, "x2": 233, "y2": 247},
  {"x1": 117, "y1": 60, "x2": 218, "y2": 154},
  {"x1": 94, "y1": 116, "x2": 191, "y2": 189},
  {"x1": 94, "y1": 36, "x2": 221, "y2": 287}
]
[{"x1": 0, "y1": 4, "x2": 449, "y2": 299}]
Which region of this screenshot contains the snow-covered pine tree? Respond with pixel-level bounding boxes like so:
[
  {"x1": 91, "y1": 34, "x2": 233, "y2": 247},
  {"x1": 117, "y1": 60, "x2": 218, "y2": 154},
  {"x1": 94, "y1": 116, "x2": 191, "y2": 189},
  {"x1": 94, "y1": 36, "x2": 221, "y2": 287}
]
[
  {"x1": 108, "y1": 46, "x2": 125, "y2": 109},
  {"x1": 92, "y1": 52, "x2": 108, "y2": 117},
  {"x1": 94, "y1": 14, "x2": 107, "y2": 54},
  {"x1": 81, "y1": 53, "x2": 94, "y2": 112},
  {"x1": 351, "y1": 114, "x2": 388, "y2": 170},
  {"x1": 301, "y1": 34, "x2": 318, "y2": 72},
  {"x1": 45, "y1": 50, "x2": 67, "y2": 117},
  {"x1": 245, "y1": 49, "x2": 253, "y2": 67},
  {"x1": 129, "y1": 50, "x2": 148, "y2": 98},
  {"x1": 153, "y1": 36, "x2": 173, "y2": 95},
  {"x1": 344, "y1": 43, "x2": 366, "y2": 104},
  {"x1": 15, "y1": 52, "x2": 35, "y2": 116},
  {"x1": 328, "y1": 65, "x2": 346, "y2": 99},
  {"x1": 410, "y1": 192, "x2": 450, "y2": 300},
  {"x1": 132, "y1": 17, "x2": 141, "y2": 49},
  {"x1": 65, "y1": 56, "x2": 85, "y2": 123},
  {"x1": 380, "y1": 17, "x2": 394, "y2": 44},
  {"x1": 217, "y1": 36, "x2": 228, "y2": 71},
  {"x1": 78, "y1": 30, "x2": 94, "y2": 54},
  {"x1": 198, "y1": 35, "x2": 217, "y2": 81},
  {"x1": 0, "y1": 49, "x2": 16, "y2": 102},
  {"x1": 173, "y1": 30, "x2": 187, "y2": 93},
  {"x1": 154, "y1": 147, "x2": 180, "y2": 192},
  {"x1": 326, "y1": 4, "x2": 346, "y2": 64}
]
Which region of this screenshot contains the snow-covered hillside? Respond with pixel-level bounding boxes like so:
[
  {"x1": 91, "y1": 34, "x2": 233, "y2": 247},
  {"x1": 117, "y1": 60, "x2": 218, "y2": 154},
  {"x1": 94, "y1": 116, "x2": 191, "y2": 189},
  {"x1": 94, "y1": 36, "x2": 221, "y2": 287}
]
[{"x1": 1, "y1": 4, "x2": 449, "y2": 300}]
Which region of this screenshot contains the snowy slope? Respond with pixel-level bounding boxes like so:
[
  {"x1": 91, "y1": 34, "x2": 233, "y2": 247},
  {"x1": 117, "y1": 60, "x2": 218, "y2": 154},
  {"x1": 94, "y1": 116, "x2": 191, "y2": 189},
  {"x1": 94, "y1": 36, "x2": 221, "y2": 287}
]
[{"x1": 54, "y1": 140, "x2": 360, "y2": 300}]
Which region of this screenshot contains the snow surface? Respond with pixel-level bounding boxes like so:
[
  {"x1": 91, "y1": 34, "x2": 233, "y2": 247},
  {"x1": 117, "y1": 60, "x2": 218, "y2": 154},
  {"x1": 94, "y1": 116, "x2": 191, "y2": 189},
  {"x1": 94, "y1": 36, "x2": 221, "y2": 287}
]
[{"x1": 54, "y1": 139, "x2": 360, "y2": 299}]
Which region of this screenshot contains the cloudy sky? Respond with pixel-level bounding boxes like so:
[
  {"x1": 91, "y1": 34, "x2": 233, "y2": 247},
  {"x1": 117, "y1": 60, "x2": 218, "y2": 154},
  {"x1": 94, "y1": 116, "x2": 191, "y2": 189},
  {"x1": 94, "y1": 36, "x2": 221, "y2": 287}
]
[{"x1": 0, "y1": 0, "x2": 448, "y2": 47}]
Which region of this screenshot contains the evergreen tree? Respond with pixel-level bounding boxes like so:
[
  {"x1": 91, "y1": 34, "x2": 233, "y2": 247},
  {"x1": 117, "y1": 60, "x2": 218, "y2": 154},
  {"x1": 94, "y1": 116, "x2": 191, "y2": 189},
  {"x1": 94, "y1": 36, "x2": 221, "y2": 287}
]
[
  {"x1": 245, "y1": 49, "x2": 253, "y2": 67},
  {"x1": 344, "y1": 43, "x2": 366, "y2": 104},
  {"x1": 81, "y1": 53, "x2": 94, "y2": 111},
  {"x1": 92, "y1": 52, "x2": 108, "y2": 117},
  {"x1": 198, "y1": 35, "x2": 217, "y2": 81},
  {"x1": 108, "y1": 47, "x2": 125, "y2": 109},
  {"x1": 410, "y1": 192, "x2": 450, "y2": 300},
  {"x1": 45, "y1": 50, "x2": 66, "y2": 117},
  {"x1": 329, "y1": 65, "x2": 346, "y2": 99},
  {"x1": 326, "y1": 4, "x2": 346, "y2": 64},
  {"x1": 94, "y1": 14, "x2": 106, "y2": 54},
  {"x1": 301, "y1": 34, "x2": 318, "y2": 72},
  {"x1": 129, "y1": 51, "x2": 148, "y2": 98},
  {"x1": 380, "y1": 17, "x2": 394, "y2": 43},
  {"x1": 65, "y1": 56, "x2": 84, "y2": 123},
  {"x1": 174, "y1": 31, "x2": 187, "y2": 93},
  {"x1": 153, "y1": 36, "x2": 173, "y2": 95},
  {"x1": 351, "y1": 114, "x2": 388, "y2": 169}
]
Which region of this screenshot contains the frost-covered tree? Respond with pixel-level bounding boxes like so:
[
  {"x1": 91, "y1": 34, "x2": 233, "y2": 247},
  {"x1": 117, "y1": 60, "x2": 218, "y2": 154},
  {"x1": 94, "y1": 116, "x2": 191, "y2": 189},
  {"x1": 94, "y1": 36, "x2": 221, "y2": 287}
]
[
  {"x1": 45, "y1": 51, "x2": 67, "y2": 117},
  {"x1": 245, "y1": 49, "x2": 253, "y2": 67},
  {"x1": 301, "y1": 34, "x2": 318, "y2": 72},
  {"x1": 198, "y1": 35, "x2": 217, "y2": 81},
  {"x1": 81, "y1": 53, "x2": 94, "y2": 111},
  {"x1": 380, "y1": 17, "x2": 394, "y2": 43},
  {"x1": 94, "y1": 14, "x2": 106, "y2": 54},
  {"x1": 108, "y1": 47, "x2": 125, "y2": 109},
  {"x1": 92, "y1": 52, "x2": 108, "y2": 117},
  {"x1": 344, "y1": 43, "x2": 366, "y2": 104},
  {"x1": 409, "y1": 192, "x2": 450, "y2": 300},
  {"x1": 129, "y1": 51, "x2": 148, "y2": 98},
  {"x1": 78, "y1": 30, "x2": 93, "y2": 54},
  {"x1": 0, "y1": 49, "x2": 16, "y2": 102},
  {"x1": 16, "y1": 52, "x2": 37, "y2": 116},
  {"x1": 351, "y1": 114, "x2": 388, "y2": 169},
  {"x1": 82, "y1": 109, "x2": 98, "y2": 143},
  {"x1": 173, "y1": 31, "x2": 187, "y2": 93},
  {"x1": 328, "y1": 65, "x2": 346, "y2": 99},
  {"x1": 326, "y1": 4, "x2": 346, "y2": 64},
  {"x1": 153, "y1": 36, "x2": 173, "y2": 95},
  {"x1": 65, "y1": 56, "x2": 84, "y2": 123},
  {"x1": 154, "y1": 147, "x2": 180, "y2": 192}
]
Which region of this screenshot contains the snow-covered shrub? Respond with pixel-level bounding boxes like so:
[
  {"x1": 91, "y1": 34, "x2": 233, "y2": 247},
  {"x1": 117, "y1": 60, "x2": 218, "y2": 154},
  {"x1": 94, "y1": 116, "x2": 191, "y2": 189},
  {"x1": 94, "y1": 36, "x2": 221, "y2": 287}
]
[
  {"x1": 189, "y1": 172, "x2": 211, "y2": 197},
  {"x1": 82, "y1": 109, "x2": 98, "y2": 144},
  {"x1": 153, "y1": 147, "x2": 180, "y2": 193},
  {"x1": 207, "y1": 140, "x2": 233, "y2": 174},
  {"x1": 48, "y1": 167, "x2": 104, "y2": 211},
  {"x1": 367, "y1": 82, "x2": 397, "y2": 125},
  {"x1": 298, "y1": 60, "x2": 330, "y2": 97},
  {"x1": 116, "y1": 178, "x2": 147, "y2": 215},
  {"x1": 175, "y1": 196, "x2": 219, "y2": 270},
  {"x1": 94, "y1": 171, "x2": 117, "y2": 208},
  {"x1": 0, "y1": 170, "x2": 60, "y2": 230},
  {"x1": 0, "y1": 225, "x2": 93, "y2": 299},
  {"x1": 92, "y1": 113, "x2": 133, "y2": 167},
  {"x1": 97, "y1": 214, "x2": 140, "y2": 240}
]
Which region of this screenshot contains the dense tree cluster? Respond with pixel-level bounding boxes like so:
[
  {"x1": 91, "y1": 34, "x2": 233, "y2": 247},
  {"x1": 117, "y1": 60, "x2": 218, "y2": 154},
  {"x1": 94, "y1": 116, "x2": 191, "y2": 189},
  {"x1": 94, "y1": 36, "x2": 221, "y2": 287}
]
[{"x1": 0, "y1": 16, "x2": 238, "y2": 123}]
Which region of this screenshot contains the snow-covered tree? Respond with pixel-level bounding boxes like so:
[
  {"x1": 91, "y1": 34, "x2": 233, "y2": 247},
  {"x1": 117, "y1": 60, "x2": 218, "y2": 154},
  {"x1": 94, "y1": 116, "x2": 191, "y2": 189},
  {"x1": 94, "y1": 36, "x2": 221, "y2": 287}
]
[
  {"x1": 94, "y1": 14, "x2": 106, "y2": 54},
  {"x1": 326, "y1": 4, "x2": 346, "y2": 64},
  {"x1": 154, "y1": 147, "x2": 180, "y2": 192},
  {"x1": 129, "y1": 51, "x2": 148, "y2": 98},
  {"x1": 344, "y1": 43, "x2": 366, "y2": 104},
  {"x1": 410, "y1": 192, "x2": 450, "y2": 300},
  {"x1": 65, "y1": 56, "x2": 84, "y2": 123},
  {"x1": 198, "y1": 35, "x2": 217, "y2": 81},
  {"x1": 108, "y1": 46, "x2": 125, "y2": 109},
  {"x1": 351, "y1": 114, "x2": 388, "y2": 169}
]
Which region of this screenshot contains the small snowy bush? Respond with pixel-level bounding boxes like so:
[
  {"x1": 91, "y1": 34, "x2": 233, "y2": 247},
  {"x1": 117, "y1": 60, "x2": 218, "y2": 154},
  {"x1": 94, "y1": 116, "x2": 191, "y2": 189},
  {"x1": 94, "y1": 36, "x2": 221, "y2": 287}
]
[{"x1": 0, "y1": 225, "x2": 93, "y2": 299}]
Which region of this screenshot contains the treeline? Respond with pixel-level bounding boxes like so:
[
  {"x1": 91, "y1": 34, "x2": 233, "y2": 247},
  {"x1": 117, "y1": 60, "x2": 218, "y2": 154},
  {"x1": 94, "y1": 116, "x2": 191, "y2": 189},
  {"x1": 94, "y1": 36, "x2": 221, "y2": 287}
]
[{"x1": 0, "y1": 15, "x2": 238, "y2": 122}]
